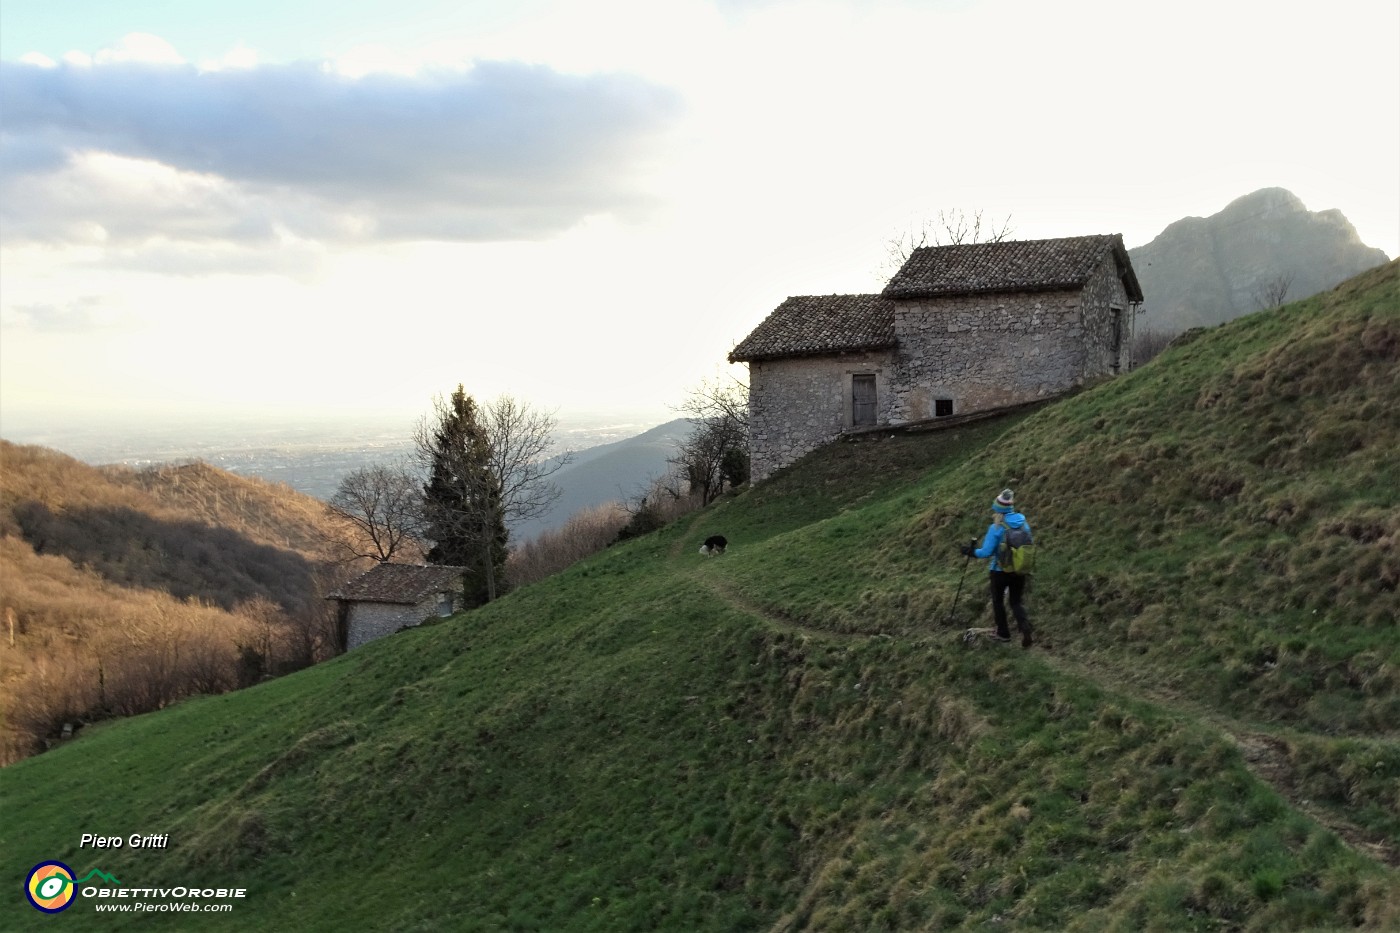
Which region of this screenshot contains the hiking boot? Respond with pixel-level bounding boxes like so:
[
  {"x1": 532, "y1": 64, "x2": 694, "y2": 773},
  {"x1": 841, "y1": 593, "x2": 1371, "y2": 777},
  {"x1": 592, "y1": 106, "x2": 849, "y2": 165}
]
[
  {"x1": 1022, "y1": 632, "x2": 1033, "y2": 648},
  {"x1": 991, "y1": 633, "x2": 1011, "y2": 643}
]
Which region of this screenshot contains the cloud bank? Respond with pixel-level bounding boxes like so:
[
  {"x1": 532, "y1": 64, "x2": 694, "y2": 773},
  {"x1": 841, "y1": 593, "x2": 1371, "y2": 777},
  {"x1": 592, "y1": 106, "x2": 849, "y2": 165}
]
[{"x1": 0, "y1": 55, "x2": 683, "y2": 251}]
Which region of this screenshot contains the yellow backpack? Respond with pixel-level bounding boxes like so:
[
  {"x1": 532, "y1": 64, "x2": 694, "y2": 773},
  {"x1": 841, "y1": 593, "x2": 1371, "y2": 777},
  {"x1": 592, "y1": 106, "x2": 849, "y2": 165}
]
[{"x1": 998, "y1": 524, "x2": 1035, "y2": 575}]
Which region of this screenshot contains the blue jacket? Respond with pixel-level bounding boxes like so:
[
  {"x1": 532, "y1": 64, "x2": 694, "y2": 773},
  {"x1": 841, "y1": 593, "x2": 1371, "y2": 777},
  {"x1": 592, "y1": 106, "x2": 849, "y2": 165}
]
[{"x1": 974, "y1": 512, "x2": 1030, "y2": 573}]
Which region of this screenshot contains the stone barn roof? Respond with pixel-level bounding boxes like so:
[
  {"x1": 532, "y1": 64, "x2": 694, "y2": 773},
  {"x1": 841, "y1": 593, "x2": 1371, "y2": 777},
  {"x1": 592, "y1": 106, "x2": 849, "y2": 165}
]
[
  {"x1": 730, "y1": 235, "x2": 1143, "y2": 365},
  {"x1": 728, "y1": 294, "x2": 899, "y2": 363},
  {"x1": 882, "y1": 234, "x2": 1143, "y2": 302},
  {"x1": 327, "y1": 563, "x2": 466, "y2": 605}
]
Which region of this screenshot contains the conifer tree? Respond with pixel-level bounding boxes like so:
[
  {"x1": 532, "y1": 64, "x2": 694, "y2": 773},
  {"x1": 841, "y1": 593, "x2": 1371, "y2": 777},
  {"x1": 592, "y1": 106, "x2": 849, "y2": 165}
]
[
  {"x1": 418, "y1": 387, "x2": 507, "y2": 607},
  {"x1": 415, "y1": 387, "x2": 572, "y2": 604}
]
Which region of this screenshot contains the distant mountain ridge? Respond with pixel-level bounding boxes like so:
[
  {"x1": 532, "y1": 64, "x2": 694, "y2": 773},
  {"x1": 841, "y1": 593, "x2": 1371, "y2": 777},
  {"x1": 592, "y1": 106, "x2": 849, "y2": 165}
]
[
  {"x1": 1128, "y1": 187, "x2": 1390, "y2": 332},
  {"x1": 514, "y1": 418, "x2": 692, "y2": 541}
]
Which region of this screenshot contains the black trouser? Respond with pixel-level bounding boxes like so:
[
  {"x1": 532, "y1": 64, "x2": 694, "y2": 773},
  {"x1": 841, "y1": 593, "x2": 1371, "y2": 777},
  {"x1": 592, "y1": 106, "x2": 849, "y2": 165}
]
[{"x1": 990, "y1": 571, "x2": 1031, "y2": 639}]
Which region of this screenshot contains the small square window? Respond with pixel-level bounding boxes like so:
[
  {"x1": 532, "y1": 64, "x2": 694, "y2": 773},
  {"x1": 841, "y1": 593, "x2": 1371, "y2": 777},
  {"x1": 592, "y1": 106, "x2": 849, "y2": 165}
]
[{"x1": 935, "y1": 399, "x2": 954, "y2": 417}]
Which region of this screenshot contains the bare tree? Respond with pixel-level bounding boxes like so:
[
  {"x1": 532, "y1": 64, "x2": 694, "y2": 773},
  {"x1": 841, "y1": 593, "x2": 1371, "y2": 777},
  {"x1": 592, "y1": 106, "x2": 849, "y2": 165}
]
[
  {"x1": 1252, "y1": 271, "x2": 1295, "y2": 311},
  {"x1": 481, "y1": 395, "x2": 574, "y2": 531},
  {"x1": 884, "y1": 208, "x2": 1014, "y2": 275},
  {"x1": 237, "y1": 595, "x2": 283, "y2": 681},
  {"x1": 179, "y1": 631, "x2": 235, "y2": 695},
  {"x1": 414, "y1": 389, "x2": 572, "y2": 604},
  {"x1": 279, "y1": 600, "x2": 337, "y2": 670},
  {"x1": 615, "y1": 472, "x2": 702, "y2": 543},
  {"x1": 679, "y1": 371, "x2": 750, "y2": 428},
  {"x1": 669, "y1": 424, "x2": 746, "y2": 506},
  {"x1": 324, "y1": 463, "x2": 425, "y2": 563},
  {"x1": 671, "y1": 373, "x2": 750, "y2": 505}
]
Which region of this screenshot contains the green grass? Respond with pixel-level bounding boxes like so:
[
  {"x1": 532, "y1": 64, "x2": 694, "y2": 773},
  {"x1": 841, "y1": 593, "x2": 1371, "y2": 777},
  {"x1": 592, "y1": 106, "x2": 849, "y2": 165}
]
[{"x1": 3, "y1": 262, "x2": 1397, "y2": 931}]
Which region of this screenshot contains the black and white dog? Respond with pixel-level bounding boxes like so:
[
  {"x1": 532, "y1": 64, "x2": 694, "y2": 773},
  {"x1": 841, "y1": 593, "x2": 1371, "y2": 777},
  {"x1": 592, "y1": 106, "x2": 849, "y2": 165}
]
[{"x1": 699, "y1": 535, "x2": 728, "y2": 556}]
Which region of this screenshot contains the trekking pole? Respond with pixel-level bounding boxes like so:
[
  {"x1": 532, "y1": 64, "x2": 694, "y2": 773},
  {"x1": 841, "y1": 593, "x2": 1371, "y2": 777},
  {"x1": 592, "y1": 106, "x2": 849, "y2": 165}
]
[{"x1": 946, "y1": 543, "x2": 974, "y2": 624}]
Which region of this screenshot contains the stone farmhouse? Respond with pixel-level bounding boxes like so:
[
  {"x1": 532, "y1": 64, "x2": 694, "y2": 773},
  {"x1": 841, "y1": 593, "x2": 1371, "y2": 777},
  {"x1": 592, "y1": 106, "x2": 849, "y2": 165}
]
[
  {"x1": 729, "y1": 234, "x2": 1144, "y2": 481},
  {"x1": 327, "y1": 563, "x2": 466, "y2": 651}
]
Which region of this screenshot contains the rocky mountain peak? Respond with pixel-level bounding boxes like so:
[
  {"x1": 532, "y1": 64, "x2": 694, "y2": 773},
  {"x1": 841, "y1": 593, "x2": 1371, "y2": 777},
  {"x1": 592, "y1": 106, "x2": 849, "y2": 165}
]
[{"x1": 1128, "y1": 188, "x2": 1389, "y2": 331}]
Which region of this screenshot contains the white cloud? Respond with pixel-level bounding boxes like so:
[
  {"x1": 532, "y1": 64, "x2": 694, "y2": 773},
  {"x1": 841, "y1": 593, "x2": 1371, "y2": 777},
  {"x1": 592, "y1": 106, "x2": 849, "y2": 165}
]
[
  {"x1": 2, "y1": 151, "x2": 275, "y2": 245},
  {"x1": 3, "y1": 296, "x2": 121, "y2": 333},
  {"x1": 0, "y1": 52, "x2": 684, "y2": 253},
  {"x1": 199, "y1": 44, "x2": 259, "y2": 72},
  {"x1": 93, "y1": 33, "x2": 185, "y2": 65}
]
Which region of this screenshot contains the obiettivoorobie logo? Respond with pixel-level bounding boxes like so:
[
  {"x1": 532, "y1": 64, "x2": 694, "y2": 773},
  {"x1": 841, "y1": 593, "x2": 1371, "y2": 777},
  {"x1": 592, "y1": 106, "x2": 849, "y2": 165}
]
[{"x1": 24, "y1": 862, "x2": 121, "y2": 913}]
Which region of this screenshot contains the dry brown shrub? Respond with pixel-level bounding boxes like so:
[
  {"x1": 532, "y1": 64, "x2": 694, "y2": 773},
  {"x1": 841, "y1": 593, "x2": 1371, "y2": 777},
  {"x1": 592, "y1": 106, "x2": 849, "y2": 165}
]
[
  {"x1": 1131, "y1": 327, "x2": 1177, "y2": 366},
  {"x1": 0, "y1": 539, "x2": 345, "y2": 762},
  {"x1": 4, "y1": 654, "x2": 101, "y2": 761},
  {"x1": 1359, "y1": 317, "x2": 1399, "y2": 359},
  {"x1": 935, "y1": 695, "x2": 990, "y2": 746},
  {"x1": 0, "y1": 587, "x2": 267, "y2": 761},
  {"x1": 507, "y1": 502, "x2": 632, "y2": 588}
]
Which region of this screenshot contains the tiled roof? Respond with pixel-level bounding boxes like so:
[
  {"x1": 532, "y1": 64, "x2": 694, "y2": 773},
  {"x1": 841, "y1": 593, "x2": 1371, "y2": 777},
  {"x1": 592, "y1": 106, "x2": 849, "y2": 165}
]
[
  {"x1": 882, "y1": 234, "x2": 1143, "y2": 301},
  {"x1": 327, "y1": 563, "x2": 466, "y2": 604},
  {"x1": 728, "y1": 294, "x2": 898, "y2": 363}
]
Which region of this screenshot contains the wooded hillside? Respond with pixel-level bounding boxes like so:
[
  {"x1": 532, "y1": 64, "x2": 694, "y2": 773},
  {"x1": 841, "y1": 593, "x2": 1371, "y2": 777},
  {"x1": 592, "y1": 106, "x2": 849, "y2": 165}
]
[{"x1": 0, "y1": 442, "x2": 355, "y2": 763}]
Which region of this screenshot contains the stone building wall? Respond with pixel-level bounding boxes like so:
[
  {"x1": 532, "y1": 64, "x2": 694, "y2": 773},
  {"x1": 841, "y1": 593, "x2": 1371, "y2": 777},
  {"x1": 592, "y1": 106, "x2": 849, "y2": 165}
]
[
  {"x1": 747, "y1": 349, "x2": 894, "y2": 481},
  {"x1": 887, "y1": 256, "x2": 1134, "y2": 420},
  {"x1": 1077, "y1": 251, "x2": 1136, "y2": 377},
  {"x1": 743, "y1": 258, "x2": 1137, "y2": 482},
  {"x1": 888, "y1": 287, "x2": 1086, "y2": 420},
  {"x1": 346, "y1": 596, "x2": 443, "y2": 650}
]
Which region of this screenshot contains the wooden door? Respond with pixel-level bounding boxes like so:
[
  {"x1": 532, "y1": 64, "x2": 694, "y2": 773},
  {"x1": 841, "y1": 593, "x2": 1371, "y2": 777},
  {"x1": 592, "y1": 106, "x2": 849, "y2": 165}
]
[{"x1": 852, "y1": 374, "x2": 877, "y2": 427}]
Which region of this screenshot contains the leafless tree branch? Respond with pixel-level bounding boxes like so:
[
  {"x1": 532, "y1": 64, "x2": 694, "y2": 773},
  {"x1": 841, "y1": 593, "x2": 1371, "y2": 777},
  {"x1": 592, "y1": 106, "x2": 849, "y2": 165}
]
[
  {"x1": 324, "y1": 463, "x2": 425, "y2": 563},
  {"x1": 481, "y1": 395, "x2": 573, "y2": 527},
  {"x1": 1252, "y1": 270, "x2": 1295, "y2": 311},
  {"x1": 882, "y1": 209, "x2": 1015, "y2": 277},
  {"x1": 670, "y1": 374, "x2": 750, "y2": 505}
]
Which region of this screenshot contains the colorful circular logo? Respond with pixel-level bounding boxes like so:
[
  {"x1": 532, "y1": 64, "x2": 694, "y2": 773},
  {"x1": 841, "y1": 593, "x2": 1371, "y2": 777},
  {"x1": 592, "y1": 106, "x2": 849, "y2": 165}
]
[{"x1": 26, "y1": 861, "x2": 77, "y2": 913}]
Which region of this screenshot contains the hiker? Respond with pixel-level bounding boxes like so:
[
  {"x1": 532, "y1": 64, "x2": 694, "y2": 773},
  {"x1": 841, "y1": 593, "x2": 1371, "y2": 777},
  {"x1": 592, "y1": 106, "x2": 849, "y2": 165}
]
[{"x1": 961, "y1": 488, "x2": 1034, "y2": 647}]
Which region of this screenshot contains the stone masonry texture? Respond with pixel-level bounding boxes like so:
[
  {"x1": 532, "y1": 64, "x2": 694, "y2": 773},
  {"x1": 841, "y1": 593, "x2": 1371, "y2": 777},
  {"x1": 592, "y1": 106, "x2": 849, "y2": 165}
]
[{"x1": 743, "y1": 250, "x2": 1136, "y2": 481}]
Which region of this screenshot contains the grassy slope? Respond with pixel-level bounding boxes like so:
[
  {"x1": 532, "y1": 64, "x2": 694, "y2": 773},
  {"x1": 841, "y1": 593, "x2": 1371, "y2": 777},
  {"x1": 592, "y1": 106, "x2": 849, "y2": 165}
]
[{"x1": 3, "y1": 263, "x2": 1397, "y2": 931}]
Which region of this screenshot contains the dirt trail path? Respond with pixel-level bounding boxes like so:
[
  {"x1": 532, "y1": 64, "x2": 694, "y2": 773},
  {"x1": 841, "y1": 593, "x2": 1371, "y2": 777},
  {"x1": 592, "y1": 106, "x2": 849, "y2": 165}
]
[{"x1": 694, "y1": 568, "x2": 1399, "y2": 869}]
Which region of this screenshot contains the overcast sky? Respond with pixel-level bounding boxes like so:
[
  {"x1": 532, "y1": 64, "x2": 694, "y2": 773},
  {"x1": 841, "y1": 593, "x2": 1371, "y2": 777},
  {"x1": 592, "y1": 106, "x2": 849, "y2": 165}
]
[{"x1": 2, "y1": 0, "x2": 1396, "y2": 434}]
